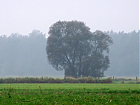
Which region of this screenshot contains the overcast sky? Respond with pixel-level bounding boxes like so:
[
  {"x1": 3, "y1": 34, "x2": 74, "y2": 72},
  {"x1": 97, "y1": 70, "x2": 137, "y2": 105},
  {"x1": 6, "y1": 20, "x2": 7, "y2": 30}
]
[{"x1": 0, "y1": 0, "x2": 139, "y2": 37}]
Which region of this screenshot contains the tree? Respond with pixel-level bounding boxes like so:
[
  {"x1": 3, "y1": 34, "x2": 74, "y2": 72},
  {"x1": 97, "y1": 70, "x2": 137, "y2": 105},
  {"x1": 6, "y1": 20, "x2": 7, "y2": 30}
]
[
  {"x1": 104, "y1": 30, "x2": 139, "y2": 77},
  {"x1": 0, "y1": 30, "x2": 63, "y2": 77},
  {"x1": 46, "y1": 21, "x2": 113, "y2": 78}
]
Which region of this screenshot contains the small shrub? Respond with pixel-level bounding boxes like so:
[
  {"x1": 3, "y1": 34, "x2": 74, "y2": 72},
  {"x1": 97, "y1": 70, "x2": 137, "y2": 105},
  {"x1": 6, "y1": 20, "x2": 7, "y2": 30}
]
[
  {"x1": 48, "y1": 77, "x2": 55, "y2": 83},
  {"x1": 121, "y1": 81, "x2": 124, "y2": 84},
  {"x1": 136, "y1": 82, "x2": 140, "y2": 84},
  {"x1": 99, "y1": 78, "x2": 112, "y2": 83},
  {"x1": 55, "y1": 78, "x2": 63, "y2": 83}
]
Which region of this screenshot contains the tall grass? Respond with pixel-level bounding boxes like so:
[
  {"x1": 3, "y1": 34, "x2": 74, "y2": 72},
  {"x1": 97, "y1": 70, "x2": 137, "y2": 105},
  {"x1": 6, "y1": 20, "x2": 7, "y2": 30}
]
[
  {"x1": 0, "y1": 76, "x2": 139, "y2": 84},
  {"x1": 0, "y1": 77, "x2": 112, "y2": 83}
]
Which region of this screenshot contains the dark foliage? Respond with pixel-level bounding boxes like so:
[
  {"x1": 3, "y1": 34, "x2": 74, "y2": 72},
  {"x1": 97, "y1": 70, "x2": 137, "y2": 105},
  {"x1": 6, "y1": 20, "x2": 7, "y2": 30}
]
[{"x1": 46, "y1": 21, "x2": 113, "y2": 78}]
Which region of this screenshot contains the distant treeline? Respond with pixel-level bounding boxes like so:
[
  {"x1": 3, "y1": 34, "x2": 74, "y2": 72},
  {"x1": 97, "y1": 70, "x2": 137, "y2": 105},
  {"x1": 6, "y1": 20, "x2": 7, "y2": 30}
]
[
  {"x1": 0, "y1": 30, "x2": 64, "y2": 77},
  {"x1": 105, "y1": 30, "x2": 139, "y2": 77},
  {"x1": 0, "y1": 30, "x2": 139, "y2": 77}
]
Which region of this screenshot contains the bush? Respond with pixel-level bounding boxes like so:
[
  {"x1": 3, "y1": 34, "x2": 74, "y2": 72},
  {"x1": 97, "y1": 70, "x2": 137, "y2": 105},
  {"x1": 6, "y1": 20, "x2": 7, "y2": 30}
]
[
  {"x1": 55, "y1": 78, "x2": 63, "y2": 83},
  {"x1": 0, "y1": 77, "x2": 113, "y2": 83},
  {"x1": 99, "y1": 78, "x2": 113, "y2": 83},
  {"x1": 136, "y1": 82, "x2": 140, "y2": 84}
]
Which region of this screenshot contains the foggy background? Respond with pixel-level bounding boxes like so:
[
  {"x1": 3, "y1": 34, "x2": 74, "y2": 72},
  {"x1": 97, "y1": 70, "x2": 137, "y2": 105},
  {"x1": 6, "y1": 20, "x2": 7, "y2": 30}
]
[{"x1": 0, "y1": 0, "x2": 139, "y2": 77}]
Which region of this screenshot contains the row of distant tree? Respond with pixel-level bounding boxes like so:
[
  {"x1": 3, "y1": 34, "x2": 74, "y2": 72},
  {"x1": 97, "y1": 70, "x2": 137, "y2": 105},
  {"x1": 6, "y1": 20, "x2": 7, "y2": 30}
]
[
  {"x1": 105, "y1": 30, "x2": 139, "y2": 77},
  {"x1": 0, "y1": 29, "x2": 139, "y2": 77},
  {"x1": 0, "y1": 30, "x2": 63, "y2": 77}
]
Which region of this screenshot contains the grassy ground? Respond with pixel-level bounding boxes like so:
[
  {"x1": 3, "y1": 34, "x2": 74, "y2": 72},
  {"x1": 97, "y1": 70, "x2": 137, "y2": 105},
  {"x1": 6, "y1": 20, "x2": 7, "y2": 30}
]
[{"x1": 0, "y1": 83, "x2": 139, "y2": 104}]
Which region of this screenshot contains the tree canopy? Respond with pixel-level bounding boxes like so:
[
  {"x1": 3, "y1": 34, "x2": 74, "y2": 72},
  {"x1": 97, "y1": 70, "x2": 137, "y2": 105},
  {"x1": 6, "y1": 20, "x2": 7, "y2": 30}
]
[{"x1": 46, "y1": 21, "x2": 113, "y2": 78}]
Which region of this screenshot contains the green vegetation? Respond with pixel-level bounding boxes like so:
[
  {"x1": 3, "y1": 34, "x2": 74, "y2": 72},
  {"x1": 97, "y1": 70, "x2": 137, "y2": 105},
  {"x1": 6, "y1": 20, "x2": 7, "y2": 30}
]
[
  {"x1": 0, "y1": 77, "x2": 139, "y2": 84},
  {"x1": 0, "y1": 83, "x2": 139, "y2": 104},
  {"x1": 0, "y1": 77, "x2": 113, "y2": 83}
]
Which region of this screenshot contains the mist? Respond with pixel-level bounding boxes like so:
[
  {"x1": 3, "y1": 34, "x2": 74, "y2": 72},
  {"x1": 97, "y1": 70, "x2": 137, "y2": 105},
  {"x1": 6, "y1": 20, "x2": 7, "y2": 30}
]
[
  {"x1": 0, "y1": 30, "x2": 139, "y2": 77},
  {"x1": 0, "y1": 0, "x2": 139, "y2": 78}
]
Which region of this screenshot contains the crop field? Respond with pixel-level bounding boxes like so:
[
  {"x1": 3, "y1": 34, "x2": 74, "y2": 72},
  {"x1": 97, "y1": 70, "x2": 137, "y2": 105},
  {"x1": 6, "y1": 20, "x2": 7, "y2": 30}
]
[{"x1": 0, "y1": 83, "x2": 139, "y2": 105}]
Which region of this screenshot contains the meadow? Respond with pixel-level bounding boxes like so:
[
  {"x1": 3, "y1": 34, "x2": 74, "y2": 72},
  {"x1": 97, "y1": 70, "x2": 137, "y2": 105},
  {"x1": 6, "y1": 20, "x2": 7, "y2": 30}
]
[{"x1": 0, "y1": 83, "x2": 139, "y2": 105}]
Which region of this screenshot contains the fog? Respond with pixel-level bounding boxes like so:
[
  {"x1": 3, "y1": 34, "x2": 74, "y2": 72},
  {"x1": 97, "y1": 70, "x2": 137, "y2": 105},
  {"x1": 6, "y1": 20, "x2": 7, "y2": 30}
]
[
  {"x1": 0, "y1": 30, "x2": 139, "y2": 77},
  {"x1": 0, "y1": 0, "x2": 139, "y2": 77},
  {"x1": 0, "y1": 0, "x2": 139, "y2": 36}
]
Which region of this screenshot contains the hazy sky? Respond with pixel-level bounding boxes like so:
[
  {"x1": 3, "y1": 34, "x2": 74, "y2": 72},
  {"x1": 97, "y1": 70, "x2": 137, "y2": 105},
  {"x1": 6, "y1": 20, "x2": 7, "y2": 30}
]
[{"x1": 0, "y1": 0, "x2": 139, "y2": 37}]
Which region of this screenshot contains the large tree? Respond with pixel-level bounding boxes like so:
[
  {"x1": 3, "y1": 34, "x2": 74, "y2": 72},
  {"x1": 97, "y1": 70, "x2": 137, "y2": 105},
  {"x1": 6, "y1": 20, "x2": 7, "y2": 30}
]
[{"x1": 46, "y1": 21, "x2": 113, "y2": 78}]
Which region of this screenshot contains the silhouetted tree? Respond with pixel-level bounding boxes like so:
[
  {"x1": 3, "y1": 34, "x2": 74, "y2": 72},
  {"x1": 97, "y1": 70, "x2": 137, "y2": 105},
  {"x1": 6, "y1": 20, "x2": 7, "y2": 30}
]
[{"x1": 46, "y1": 21, "x2": 113, "y2": 78}]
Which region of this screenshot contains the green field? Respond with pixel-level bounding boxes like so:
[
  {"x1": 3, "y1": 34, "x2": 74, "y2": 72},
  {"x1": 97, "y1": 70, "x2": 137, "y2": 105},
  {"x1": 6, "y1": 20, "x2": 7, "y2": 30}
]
[{"x1": 0, "y1": 83, "x2": 139, "y2": 105}]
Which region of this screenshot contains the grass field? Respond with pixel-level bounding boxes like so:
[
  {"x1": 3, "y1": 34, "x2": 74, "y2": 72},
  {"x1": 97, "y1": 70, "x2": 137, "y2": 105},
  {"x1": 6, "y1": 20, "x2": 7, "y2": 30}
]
[{"x1": 0, "y1": 83, "x2": 139, "y2": 104}]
